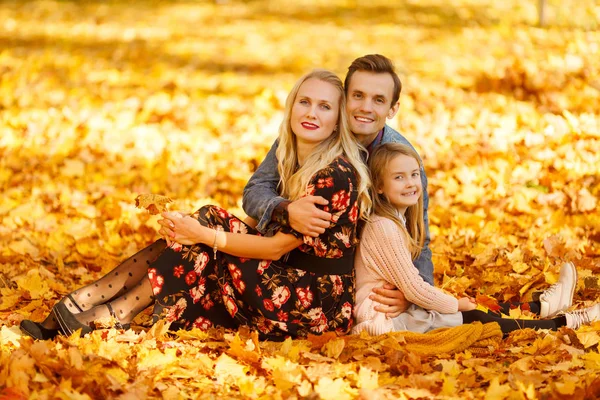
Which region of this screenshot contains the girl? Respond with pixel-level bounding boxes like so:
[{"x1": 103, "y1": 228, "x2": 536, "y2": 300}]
[
  {"x1": 21, "y1": 69, "x2": 371, "y2": 341},
  {"x1": 352, "y1": 142, "x2": 598, "y2": 336}
]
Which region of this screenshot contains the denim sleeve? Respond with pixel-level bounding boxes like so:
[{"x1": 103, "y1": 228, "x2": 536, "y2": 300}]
[
  {"x1": 242, "y1": 140, "x2": 285, "y2": 235},
  {"x1": 413, "y1": 170, "x2": 435, "y2": 286}
]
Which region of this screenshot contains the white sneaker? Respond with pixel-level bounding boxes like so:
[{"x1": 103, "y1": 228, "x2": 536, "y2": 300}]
[
  {"x1": 565, "y1": 303, "x2": 600, "y2": 330},
  {"x1": 539, "y1": 261, "x2": 577, "y2": 318}
]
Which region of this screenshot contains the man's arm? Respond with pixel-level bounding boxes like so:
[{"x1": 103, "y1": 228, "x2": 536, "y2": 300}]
[
  {"x1": 242, "y1": 140, "x2": 286, "y2": 235},
  {"x1": 414, "y1": 170, "x2": 435, "y2": 286},
  {"x1": 243, "y1": 140, "x2": 332, "y2": 237}
]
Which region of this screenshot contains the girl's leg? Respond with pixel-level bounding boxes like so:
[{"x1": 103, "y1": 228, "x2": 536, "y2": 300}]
[
  {"x1": 461, "y1": 309, "x2": 566, "y2": 335},
  {"x1": 496, "y1": 261, "x2": 577, "y2": 318},
  {"x1": 28, "y1": 240, "x2": 166, "y2": 331},
  {"x1": 496, "y1": 301, "x2": 541, "y2": 315}
]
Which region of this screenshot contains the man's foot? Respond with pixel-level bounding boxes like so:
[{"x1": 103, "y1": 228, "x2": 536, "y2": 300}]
[
  {"x1": 539, "y1": 261, "x2": 577, "y2": 318},
  {"x1": 565, "y1": 303, "x2": 600, "y2": 330}
]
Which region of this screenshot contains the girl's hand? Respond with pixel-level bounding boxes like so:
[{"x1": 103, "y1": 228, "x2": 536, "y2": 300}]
[
  {"x1": 160, "y1": 212, "x2": 206, "y2": 246},
  {"x1": 457, "y1": 297, "x2": 477, "y2": 311}
]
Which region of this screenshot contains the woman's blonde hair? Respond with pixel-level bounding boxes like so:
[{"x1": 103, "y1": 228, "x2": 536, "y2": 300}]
[
  {"x1": 368, "y1": 143, "x2": 425, "y2": 259},
  {"x1": 276, "y1": 69, "x2": 371, "y2": 219}
]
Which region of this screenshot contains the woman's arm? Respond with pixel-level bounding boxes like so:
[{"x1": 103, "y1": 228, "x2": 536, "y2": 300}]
[
  {"x1": 362, "y1": 218, "x2": 459, "y2": 314},
  {"x1": 160, "y1": 213, "x2": 302, "y2": 260}
]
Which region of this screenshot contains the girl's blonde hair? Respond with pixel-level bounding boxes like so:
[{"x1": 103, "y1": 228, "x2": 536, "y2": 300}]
[
  {"x1": 276, "y1": 69, "x2": 371, "y2": 219},
  {"x1": 368, "y1": 143, "x2": 425, "y2": 259}
]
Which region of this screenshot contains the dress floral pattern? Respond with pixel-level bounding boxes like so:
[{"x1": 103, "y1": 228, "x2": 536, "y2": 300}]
[{"x1": 148, "y1": 156, "x2": 360, "y2": 340}]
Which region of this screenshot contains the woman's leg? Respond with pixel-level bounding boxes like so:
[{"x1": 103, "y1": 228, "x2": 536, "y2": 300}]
[
  {"x1": 54, "y1": 275, "x2": 156, "y2": 335},
  {"x1": 151, "y1": 205, "x2": 248, "y2": 331},
  {"x1": 28, "y1": 240, "x2": 166, "y2": 331}
]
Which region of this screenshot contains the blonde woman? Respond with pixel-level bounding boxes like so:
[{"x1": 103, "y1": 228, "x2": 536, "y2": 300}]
[{"x1": 23, "y1": 69, "x2": 371, "y2": 341}]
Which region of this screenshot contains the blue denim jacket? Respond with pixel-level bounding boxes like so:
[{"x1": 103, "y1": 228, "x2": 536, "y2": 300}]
[{"x1": 242, "y1": 125, "x2": 434, "y2": 286}]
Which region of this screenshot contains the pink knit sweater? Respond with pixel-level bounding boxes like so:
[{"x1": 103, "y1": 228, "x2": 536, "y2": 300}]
[{"x1": 352, "y1": 215, "x2": 459, "y2": 336}]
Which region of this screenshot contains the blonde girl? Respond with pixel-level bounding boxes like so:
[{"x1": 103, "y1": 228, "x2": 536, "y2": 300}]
[{"x1": 352, "y1": 143, "x2": 598, "y2": 336}]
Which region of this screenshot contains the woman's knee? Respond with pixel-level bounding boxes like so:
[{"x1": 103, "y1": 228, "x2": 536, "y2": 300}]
[{"x1": 196, "y1": 205, "x2": 222, "y2": 226}]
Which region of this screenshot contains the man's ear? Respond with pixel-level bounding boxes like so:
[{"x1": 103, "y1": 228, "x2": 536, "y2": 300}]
[{"x1": 387, "y1": 101, "x2": 400, "y2": 119}]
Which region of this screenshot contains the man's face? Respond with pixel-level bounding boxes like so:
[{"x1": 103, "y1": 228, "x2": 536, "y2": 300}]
[{"x1": 345, "y1": 71, "x2": 399, "y2": 144}]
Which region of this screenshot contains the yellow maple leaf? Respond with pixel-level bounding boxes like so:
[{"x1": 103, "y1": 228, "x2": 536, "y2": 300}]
[
  {"x1": 0, "y1": 292, "x2": 21, "y2": 311},
  {"x1": 356, "y1": 367, "x2": 378, "y2": 390},
  {"x1": 214, "y1": 353, "x2": 248, "y2": 386},
  {"x1": 0, "y1": 325, "x2": 23, "y2": 349},
  {"x1": 15, "y1": 270, "x2": 50, "y2": 300},
  {"x1": 263, "y1": 356, "x2": 303, "y2": 392},
  {"x1": 554, "y1": 380, "x2": 577, "y2": 396},
  {"x1": 322, "y1": 337, "x2": 345, "y2": 359},
  {"x1": 484, "y1": 377, "x2": 512, "y2": 400},
  {"x1": 575, "y1": 330, "x2": 600, "y2": 348},
  {"x1": 314, "y1": 377, "x2": 357, "y2": 400}
]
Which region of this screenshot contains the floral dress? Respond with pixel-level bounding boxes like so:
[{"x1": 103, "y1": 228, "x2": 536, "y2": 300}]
[{"x1": 147, "y1": 156, "x2": 360, "y2": 340}]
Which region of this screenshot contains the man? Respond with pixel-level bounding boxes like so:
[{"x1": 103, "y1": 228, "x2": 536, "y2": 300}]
[{"x1": 242, "y1": 54, "x2": 433, "y2": 315}]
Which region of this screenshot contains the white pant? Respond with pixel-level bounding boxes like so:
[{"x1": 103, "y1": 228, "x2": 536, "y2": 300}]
[{"x1": 392, "y1": 304, "x2": 463, "y2": 333}]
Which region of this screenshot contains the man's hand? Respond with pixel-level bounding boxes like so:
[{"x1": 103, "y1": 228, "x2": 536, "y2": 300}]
[
  {"x1": 370, "y1": 283, "x2": 409, "y2": 318},
  {"x1": 288, "y1": 196, "x2": 332, "y2": 237}
]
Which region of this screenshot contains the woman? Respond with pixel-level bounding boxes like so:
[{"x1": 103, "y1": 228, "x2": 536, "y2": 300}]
[
  {"x1": 352, "y1": 142, "x2": 598, "y2": 336},
  {"x1": 21, "y1": 69, "x2": 372, "y2": 341}
]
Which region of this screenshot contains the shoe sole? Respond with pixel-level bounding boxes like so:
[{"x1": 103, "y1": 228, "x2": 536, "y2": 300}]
[{"x1": 541, "y1": 261, "x2": 577, "y2": 318}]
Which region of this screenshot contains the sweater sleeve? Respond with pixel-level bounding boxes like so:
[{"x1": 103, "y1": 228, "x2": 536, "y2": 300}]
[{"x1": 362, "y1": 218, "x2": 458, "y2": 314}]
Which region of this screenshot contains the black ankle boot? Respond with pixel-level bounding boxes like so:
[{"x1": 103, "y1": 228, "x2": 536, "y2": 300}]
[{"x1": 53, "y1": 303, "x2": 93, "y2": 337}]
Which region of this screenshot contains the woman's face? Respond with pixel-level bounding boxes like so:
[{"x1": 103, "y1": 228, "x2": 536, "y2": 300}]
[
  {"x1": 378, "y1": 153, "x2": 422, "y2": 213},
  {"x1": 290, "y1": 78, "x2": 340, "y2": 146}
]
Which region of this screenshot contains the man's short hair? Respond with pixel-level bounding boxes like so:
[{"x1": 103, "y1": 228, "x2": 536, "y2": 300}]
[{"x1": 345, "y1": 54, "x2": 402, "y2": 106}]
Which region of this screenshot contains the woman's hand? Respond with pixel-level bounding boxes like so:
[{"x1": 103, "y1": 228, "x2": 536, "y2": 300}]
[
  {"x1": 457, "y1": 297, "x2": 477, "y2": 311},
  {"x1": 159, "y1": 212, "x2": 207, "y2": 246},
  {"x1": 158, "y1": 211, "x2": 180, "y2": 244}
]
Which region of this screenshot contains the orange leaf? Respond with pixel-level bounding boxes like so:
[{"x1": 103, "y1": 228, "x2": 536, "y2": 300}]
[
  {"x1": 0, "y1": 388, "x2": 27, "y2": 400},
  {"x1": 476, "y1": 294, "x2": 502, "y2": 313},
  {"x1": 307, "y1": 331, "x2": 338, "y2": 350}
]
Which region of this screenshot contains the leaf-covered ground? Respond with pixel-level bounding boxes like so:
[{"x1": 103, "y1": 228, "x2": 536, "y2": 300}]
[{"x1": 1, "y1": 0, "x2": 599, "y2": 398}]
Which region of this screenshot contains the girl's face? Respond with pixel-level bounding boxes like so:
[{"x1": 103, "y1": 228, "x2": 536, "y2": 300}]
[
  {"x1": 378, "y1": 153, "x2": 422, "y2": 213},
  {"x1": 290, "y1": 78, "x2": 340, "y2": 146}
]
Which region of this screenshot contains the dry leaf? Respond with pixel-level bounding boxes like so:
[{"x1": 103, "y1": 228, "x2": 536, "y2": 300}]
[{"x1": 134, "y1": 194, "x2": 173, "y2": 215}]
